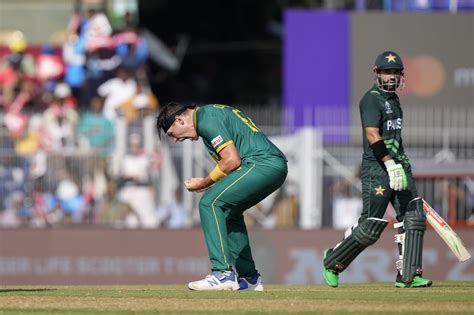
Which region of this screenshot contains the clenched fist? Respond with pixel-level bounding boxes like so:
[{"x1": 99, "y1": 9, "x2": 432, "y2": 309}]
[{"x1": 184, "y1": 177, "x2": 213, "y2": 192}]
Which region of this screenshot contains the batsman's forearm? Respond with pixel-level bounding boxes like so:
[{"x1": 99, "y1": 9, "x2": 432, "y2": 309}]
[
  {"x1": 365, "y1": 127, "x2": 392, "y2": 162},
  {"x1": 371, "y1": 139, "x2": 392, "y2": 162}
]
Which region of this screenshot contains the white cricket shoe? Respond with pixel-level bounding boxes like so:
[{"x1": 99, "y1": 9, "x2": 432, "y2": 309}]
[
  {"x1": 188, "y1": 271, "x2": 239, "y2": 291},
  {"x1": 238, "y1": 272, "x2": 264, "y2": 291}
]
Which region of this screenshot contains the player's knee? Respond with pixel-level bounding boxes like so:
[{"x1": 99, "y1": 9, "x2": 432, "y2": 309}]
[
  {"x1": 198, "y1": 195, "x2": 212, "y2": 212},
  {"x1": 225, "y1": 210, "x2": 243, "y2": 222},
  {"x1": 323, "y1": 217, "x2": 388, "y2": 272},
  {"x1": 353, "y1": 217, "x2": 388, "y2": 246},
  {"x1": 406, "y1": 197, "x2": 423, "y2": 214},
  {"x1": 405, "y1": 198, "x2": 426, "y2": 231}
]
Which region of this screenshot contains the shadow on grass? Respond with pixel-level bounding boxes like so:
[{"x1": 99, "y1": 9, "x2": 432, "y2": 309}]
[{"x1": 0, "y1": 288, "x2": 57, "y2": 293}]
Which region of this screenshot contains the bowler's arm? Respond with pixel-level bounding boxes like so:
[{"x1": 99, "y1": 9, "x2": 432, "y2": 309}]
[
  {"x1": 184, "y1": 143, "x2": 241, "y2": 192},
  {"x1": 216, "y1": 143, "x2": 241, "y2": 173}
]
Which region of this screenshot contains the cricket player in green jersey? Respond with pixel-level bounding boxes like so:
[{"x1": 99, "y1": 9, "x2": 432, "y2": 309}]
[
  {"x1": 157, "y1": 102, "x2": 288, "y2": 291},
  {"x1": 322, "y1": 51, "x2": 432, "y2": 288}
]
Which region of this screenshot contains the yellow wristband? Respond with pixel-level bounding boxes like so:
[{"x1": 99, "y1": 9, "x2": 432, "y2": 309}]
[{"x1": 209, "y1": 165, "x2": 227, "y2": 182}]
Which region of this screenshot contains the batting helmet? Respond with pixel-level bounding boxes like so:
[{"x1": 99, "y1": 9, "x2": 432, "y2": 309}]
[{"x1": 374, "y1": 51, "x2": 404, "y2": 71}]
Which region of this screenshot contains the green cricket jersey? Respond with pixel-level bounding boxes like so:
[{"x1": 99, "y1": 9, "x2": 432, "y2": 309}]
[
  {"x1": 194, "y1": 104, "x2": 287, "y2": 164},
  {"x1": 360, "y1": 85, "x2": 409, "y2": 164}
]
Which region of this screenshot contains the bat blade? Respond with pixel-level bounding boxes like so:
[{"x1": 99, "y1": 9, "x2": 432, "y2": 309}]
[{"x1": 422, "y1": 199, "x2": 471, "y2": 262}]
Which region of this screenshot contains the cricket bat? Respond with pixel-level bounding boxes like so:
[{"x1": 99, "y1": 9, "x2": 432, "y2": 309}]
[{"x1": 422, "y1": 199, "x2": 471, "y2": 262}]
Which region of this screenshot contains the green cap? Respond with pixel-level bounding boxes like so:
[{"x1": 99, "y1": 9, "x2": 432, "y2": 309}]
[{"x1": 374, "y1": 51, "x2": 404, "y2": 70}]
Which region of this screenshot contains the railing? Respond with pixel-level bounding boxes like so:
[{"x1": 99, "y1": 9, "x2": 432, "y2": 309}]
[
  {"x1": 0, "y1": 106, "x2": 473, "y2": 229},
  {"x1": 414, "y1": 173, "x2": 474, "y2": 227}
]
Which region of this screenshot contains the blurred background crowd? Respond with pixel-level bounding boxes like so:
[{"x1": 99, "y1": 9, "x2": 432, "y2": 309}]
[
  {"x1": 0, "y1": 0, "x2": 165, "y2": 229},
  {"x1": 0, "y1": 0, "x2": 473, "y2": 230}
]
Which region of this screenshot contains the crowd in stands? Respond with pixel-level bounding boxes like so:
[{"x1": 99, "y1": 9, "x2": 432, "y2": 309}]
[{"x1": 0, "y1": 9, "x2": 188, "y2": 229}]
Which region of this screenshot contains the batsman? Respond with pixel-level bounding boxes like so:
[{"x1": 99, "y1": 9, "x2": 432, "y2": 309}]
[
  {"x1": 323, "y1": 51, "x2": 432, "y2": 288},
  {"x1": 157, "y1": 102, "x2": 287, "y2": 291}
]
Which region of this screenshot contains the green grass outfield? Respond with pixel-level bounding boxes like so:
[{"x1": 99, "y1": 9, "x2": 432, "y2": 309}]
[{"x1": 1, "y1": 281, "x2": 473, "y2": 315}]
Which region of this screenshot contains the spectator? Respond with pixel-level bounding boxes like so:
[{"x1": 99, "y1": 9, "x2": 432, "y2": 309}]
[
  {"x1": 98, "y1": 66, "x2": 136, "y2": 122},
  {"x1": 55, "y1": 169, "x2": 84, "y2": 225},
  {"x1": 120, "y1": 81, "x2": 159, "y2": 123},
  {"x1": 84, "y1": 47, "x2": 121, "y2": 102},
  {"x1": 14, "y1": 114, "x2": 43, "y2": 156},
  {"x1": 0, "y1": 191, "x2": 25, "y2": 228},
  {"x1": 273, "y1": 181, "x2": 298, "y2": 228},
  {"x1": 42, "y1": 83, "x2": 78, "y2": 153},
  {"x1": 78, "y1": 96, "x2": 114, "y2": 209},
  {"x1": 79, "y1": 96, "x2": 115, "y2": 157},
  {"x1": 63, "y1": 33, "x2": 86, "y2": 103},
  {"x1": 0, "y1": 53, "x2": 25, "y2": 105},
  {"x1": 0, "y1": 153, "x2": 27, "y2": 213},
  {"x1": 5, "y1": 33, "x2": 35, "y2": 79},
  {"x1": 115, "y1": 32, "x2": 149, "y2": 73},
  {"x1": 156, "y1": 188, "x2": 188, "y2": 229},
  {"x1": 28, "y1": 177, "x2": 51, "y2": 227},
  {"x1": 1, "y1": 54, "x2": 36, "y2": 136},
  {"x1": 82, "y1": 8, "x2": 113, "y2": 53},
  {"x1": 96, "y1": 182, "x2": 140, "y2": 229},
  {"x1": 116, "y1": 133, "x2": 157, "y2": 228},
  {"x1": 331, "y1": 179, "x2": 362, "y2": 230},
  {"x1": 35, "y1": 45, "x2": 64, "y2": 84},
  {"x1": 44, "y1": 194, "x2": 64, "y2": 227}
]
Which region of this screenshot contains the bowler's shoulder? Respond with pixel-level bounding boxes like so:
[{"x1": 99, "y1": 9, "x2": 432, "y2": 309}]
[
  {"x1": 196, "y1": 105, "x2": 230, "y2": 130},
  {"x1": 199, "y1": 104, "x2": 228, "y2": 113}
]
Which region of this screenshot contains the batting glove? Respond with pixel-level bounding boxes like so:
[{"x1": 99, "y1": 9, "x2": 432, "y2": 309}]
[{"x1": 384, "y1": 160, "x2": 407, "y2": 191}]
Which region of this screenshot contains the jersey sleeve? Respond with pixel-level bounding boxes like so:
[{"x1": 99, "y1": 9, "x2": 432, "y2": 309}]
[
  {"x1": 198, "y1": 114, "x2": 233, "y2": 153},
  {"x1": 360, "y1": 93, "x2": 381, "y2": 128}
]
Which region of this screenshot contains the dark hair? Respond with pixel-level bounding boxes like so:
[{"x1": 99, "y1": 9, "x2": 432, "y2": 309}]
[{"x1": 156, "y1": 102, "x2": 195, "y2": 138}]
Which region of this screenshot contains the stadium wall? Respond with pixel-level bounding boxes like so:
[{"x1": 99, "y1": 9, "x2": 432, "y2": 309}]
[{"x1": 1, "y1": 229, "x2": 472, "y2": 285}]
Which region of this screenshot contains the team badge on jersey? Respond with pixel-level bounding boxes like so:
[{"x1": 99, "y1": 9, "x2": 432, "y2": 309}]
[
  {"x1": 375, "y1": 185, "x2": 385, "y2": 196},
  {"x1": 384, "y1": 101, "x2": 393, "y2": 114},
  {"x1": 211, "y1": 135, "x2": 224, "y2": 148}
]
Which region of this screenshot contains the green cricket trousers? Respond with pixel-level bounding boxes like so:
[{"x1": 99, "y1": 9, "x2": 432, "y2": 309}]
[
  {"x1": 360, "y1": 160, "x2": 418, "y2": 224},
  {"x1": 199, "y1": 158, "x2": 287, "y2": 278}
]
